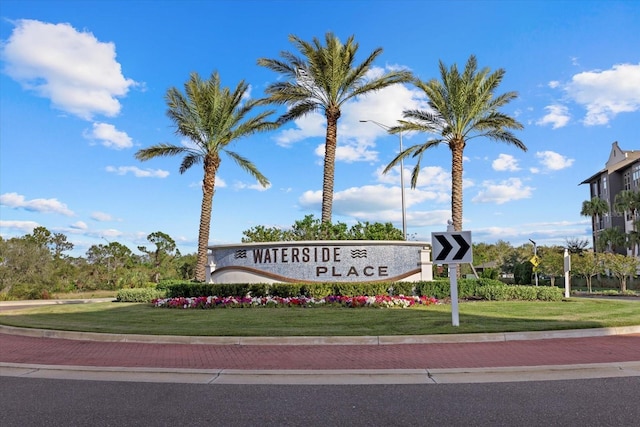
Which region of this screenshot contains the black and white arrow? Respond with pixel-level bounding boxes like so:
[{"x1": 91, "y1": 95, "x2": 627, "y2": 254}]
[{"x1": 431, "y1": 231, "x2": 473, "y2": 263}]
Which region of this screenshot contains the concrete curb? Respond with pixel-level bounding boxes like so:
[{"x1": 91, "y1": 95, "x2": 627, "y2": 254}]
[
  {"x1": 1, "y1": 324, "x2": 640, "y2": 345},
  {"x1": 2, "y1": 361, "x2": 639, "y2": 385}
]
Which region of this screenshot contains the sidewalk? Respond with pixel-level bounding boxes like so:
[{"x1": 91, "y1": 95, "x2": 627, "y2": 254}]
[{"x1": 2, "y1": 324, "x2": 639, "y2": 384}]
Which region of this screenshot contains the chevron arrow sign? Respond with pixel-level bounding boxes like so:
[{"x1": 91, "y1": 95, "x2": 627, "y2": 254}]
[{"x1": 431, "y1": 231, "x2": 473, "y2": 263}]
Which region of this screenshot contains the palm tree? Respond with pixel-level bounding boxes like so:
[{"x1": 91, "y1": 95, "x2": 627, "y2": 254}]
[
  {"x1": 383, "y1": 55, "x2": 525, "y2": 231},
  {"x1": 136, "y1": 72, "x2": 277, "y2": 281},
  {"x1": 257, "y1": 32, "x2": 413, "y2": 223},
  {"x1": 580, "y1": 196, "x2": 610, "y2": 252},
  {"x1": 614, "y1": 190, "x2": 640, "y2": 256},
  {"x1": 596, "y1": 226, "x2": 625, "y2": 254}
]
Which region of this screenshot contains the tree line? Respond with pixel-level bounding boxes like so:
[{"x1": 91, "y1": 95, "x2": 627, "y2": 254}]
[
  {"x1": 1, "y1": 221, "x2": 637, "y2": 300},
  {"x1": 0, "y1": 227, "x2": 195, "y2": 300}
]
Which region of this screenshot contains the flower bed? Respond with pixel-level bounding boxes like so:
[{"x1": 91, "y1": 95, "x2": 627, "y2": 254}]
[{"x1": 152, "y1": 294, "x2": 438, "y2": 309}]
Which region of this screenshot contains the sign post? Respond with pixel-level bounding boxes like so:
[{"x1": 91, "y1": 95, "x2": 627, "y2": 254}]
[
  {"x1": 564, "y1": 248, "x2": 571, "y2": 298},
  {"x1": 432, "y1": 223, "x2": 472, "y2": 327}
]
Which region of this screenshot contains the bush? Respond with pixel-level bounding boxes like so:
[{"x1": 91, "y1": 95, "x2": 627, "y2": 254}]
[
  {"x1": 116, "y1": 288, "x2": 166, "y2": 302},
  {"x1": 475, "y1": 285, "x2": 509, "y2": 301},
  {"x1": 536, "y1": 287, "x2": 563, "y2": 301},
  {"x1": 389, "y1": 281, "x2": 414, "y2": 296}
]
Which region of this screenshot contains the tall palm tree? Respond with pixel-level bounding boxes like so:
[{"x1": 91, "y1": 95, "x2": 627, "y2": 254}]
[
  {"x1": 136, "y1": 72, "x2": 277, "y2": 281},
  {"x1": 580, "y1": 196, "x2": 610, "y2": 252},
  {"x1": 614, "y1": 189, "x2": 640, "y2": 256},
  {"x1": 596, "y1": 226, "x2": 625, "y2": 254},
  {"x1": 257, "y1": 32, "x2": 413, "y2": 223},
  {"x1": 383, "y1": 55, "x2": 525, "y2": 231}
]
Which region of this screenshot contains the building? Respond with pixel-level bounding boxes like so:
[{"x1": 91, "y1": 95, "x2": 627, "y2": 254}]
[{"x1": 580, "y1": 142, "x2": 640, "y2": 254}]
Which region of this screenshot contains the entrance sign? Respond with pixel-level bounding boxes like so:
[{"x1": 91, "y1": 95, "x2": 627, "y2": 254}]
[
  {"x1": 431, "y1": 231, "x2": 472, "y2": 263},
  {"x1": 207, "y1": 240, "x2": 433, "y2": 284}
]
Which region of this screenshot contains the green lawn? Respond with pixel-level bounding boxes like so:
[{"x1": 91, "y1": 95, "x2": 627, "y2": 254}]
[{"x1": 1, "y1": 298, "x2": 639, "y2": 336}]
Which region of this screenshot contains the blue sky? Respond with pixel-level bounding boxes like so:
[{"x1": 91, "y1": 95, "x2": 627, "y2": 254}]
[{"x1": 1, "y1": 0, "x2": 639, "y2": 257}]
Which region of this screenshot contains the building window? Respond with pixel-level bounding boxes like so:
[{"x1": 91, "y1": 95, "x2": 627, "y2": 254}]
[
  {"x1": 623, "y1": 171, "x2": 631, "y2": 191},
  {"x1": 633, "y1": 164, "x2": 640, "y2": 189}
]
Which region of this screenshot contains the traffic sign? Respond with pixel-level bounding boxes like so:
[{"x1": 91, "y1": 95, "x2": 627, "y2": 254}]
[
  {"x1": 431, "y1": 231, "x2": 472, "y2": 263},
  {"x1": 529, "y1": 255, "x2": 541, "y2": 267}
]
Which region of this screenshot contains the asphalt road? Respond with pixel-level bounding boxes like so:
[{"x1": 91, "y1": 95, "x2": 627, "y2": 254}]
[{"x1": 1, "y1": 376, "x2": 639, "y2": 426}]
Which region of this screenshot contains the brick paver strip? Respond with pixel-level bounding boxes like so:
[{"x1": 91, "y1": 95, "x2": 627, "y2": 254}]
[{"x1": 1, "y1": 333, "x2": 639, "y2": 370}]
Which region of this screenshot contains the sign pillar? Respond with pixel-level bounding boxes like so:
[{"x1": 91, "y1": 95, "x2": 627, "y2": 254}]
[
  {"x1": 447, "y1": 223, "x2": 460, "y2": 327},
  {"x1": 563, "y1": 248, "x2": 571, "y2": 298}
]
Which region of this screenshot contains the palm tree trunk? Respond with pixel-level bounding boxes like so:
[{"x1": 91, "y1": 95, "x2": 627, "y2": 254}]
[
  {"x1": 321, "y1": 109, "x2": 340, "y2": 224},
  {"x1": 450, "y1": 142, "x2": 464, "y2": 231},
  {"x1": 195, "y1": 155, "x2": 220, "y2": 282}
]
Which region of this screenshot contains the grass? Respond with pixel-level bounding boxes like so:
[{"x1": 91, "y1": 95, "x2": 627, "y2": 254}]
[{"x1": 1, "y1": 298, "x2": 639, "y2": 336}]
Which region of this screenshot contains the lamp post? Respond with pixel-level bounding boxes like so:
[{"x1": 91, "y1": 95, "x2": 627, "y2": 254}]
[
  {"x1": 360, "y1": 120, "x2": 406, "y2": 240},
  {"x1": 529, "y1": 238, "x2": 539, "y2": 287}
]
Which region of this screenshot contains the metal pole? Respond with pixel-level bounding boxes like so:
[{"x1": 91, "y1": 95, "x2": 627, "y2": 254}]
[
  {"x1": 529, "y1": 239, "x2": 538, "y2": 286},
  {"x1": 447, "y1": 221, "x2": 459, "y2": 326},
  {"x1": 398, "y1": 130, "x2": 406, "y2": 240},
  {"x1": 360, "y1": 120, "x2": 407, "y2": 240}
]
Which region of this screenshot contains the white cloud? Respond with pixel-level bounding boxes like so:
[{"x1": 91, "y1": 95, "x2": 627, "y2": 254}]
[
  {"x1": 0, "y1": 220, "x2": 40, "y2": 234},
  {"x1": 565, "y1": 63, "x2": 640, "y2": 126},
  {"x1": 70, "y1": 221, "x2": 88, "y2": 230},
  {"x1": 492, "y1": 154, "x2": 520, "y2": 172},
  {"x1": 1, "y1": 19, "x2": 136, "y2": 120},
  {"x1": 548, "y1": 81, "x2": 560, "y2": 89},
  {"x1": 105, "y1": 166, "x2": 169, "y2": 178},
  {"x1": 536, "y1": 104, "x2": 570, "y2": 129},
  {"x1": 233, "y1": 181, "x2": 272, "y2": 191},
  {"x1": 536, "y1": 151, "x2": 574, "y2": 171},
  {"x1": 472, "y1": 178, "x2": 534, "y2": 205},
  {"x1": 84, "y1": 122, "x2": 133, "y2": 149},
  {"x1": 299, "y1": 183, "x2": 449, "y2": 224},
  {"x1": 0, "y1": 192, "x2": 74, "y2": 216},
  {"x1": 314, "y1": 140, "x2": 379, "y2": 163},
  {"x1": 91, "y1": 212, "x2": 113, "y2": 222}
]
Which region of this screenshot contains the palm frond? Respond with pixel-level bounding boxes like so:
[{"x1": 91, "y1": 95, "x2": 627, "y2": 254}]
[{"x1": 224, "y1": 150, "x2": 270, "y2": 187}]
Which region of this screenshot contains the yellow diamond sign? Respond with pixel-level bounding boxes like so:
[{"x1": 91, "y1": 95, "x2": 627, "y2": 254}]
[{"x1": 529, "y1": 255, "x2": 541, "y2": 267}]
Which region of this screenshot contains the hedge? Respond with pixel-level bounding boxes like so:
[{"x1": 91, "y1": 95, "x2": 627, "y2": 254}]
[
  {"x1": 116, "y1": 288, "x2": 166, "y2": 302},
  {"x1": 160, "y1": 279, "x2": 562, "y2": 302}
]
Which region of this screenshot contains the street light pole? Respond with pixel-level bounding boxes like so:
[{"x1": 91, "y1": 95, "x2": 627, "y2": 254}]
[
  {"x1": 360, "y1": 120, "x2": 407, "y2": 240},
  {"x1": 529, "y1": 238, "x2": 539, "y2": 286}
]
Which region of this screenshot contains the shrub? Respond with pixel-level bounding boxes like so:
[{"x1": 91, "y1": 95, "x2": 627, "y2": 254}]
[
  {"x1": 536, "y1": 287, "x2": 563, "y2": 301},
  {"x1": 389, "y1": 281, "x2": 414, "y2": 296},
  {"x1": 116, "y1": 288, "x2": 166, "y2": 302},
  {"x1": 475, "y1": 285, "x2": 509, "y2": 301}
]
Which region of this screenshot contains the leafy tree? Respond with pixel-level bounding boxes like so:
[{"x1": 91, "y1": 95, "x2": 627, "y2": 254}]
[
  {"x1": 538, "y1": 249, "x2": 564, "y2": 286},
  {"x1": 241, "y1": 225, "x2": 290, "y2": 243},
  {"x1": 241, "y1": 215, "x2": 403, "y2": 242},
  {"x1": 348, "y1": 221, "x2": 403, "y2": 240},
  {"x1": 565, "y1": 237, "x2": 590, "y2": 254},
  {"x1": 384, "y1": 55, "x2": 526, "y2": 231},
  {"x1": 135, "y1": 72, "x2": 277, "y2": 281},
  {"x1": 572, "y1": 251, "x2": 604, "y2": 293},
  {"x1": 86, "y1": 242, "x2": 135, "y2": 289},
  {"x1": 138, "y1": 231, "x2": 178, "y2": 283},
  {"x1": 258, "y1": 32, "x2": 412, "y2": 224},
  {"x1": 50, "y1": 232, "x2": 74, "y2": 260},
  {"x1": 0, "y1": 236, "x2": 53, "y2": 298},
  {"x1": 601, "y1": 252, "x2": 639, "y2": 292},
  {"x1": 580, "y1": 197, "x2": 609, "y2": 251}
]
